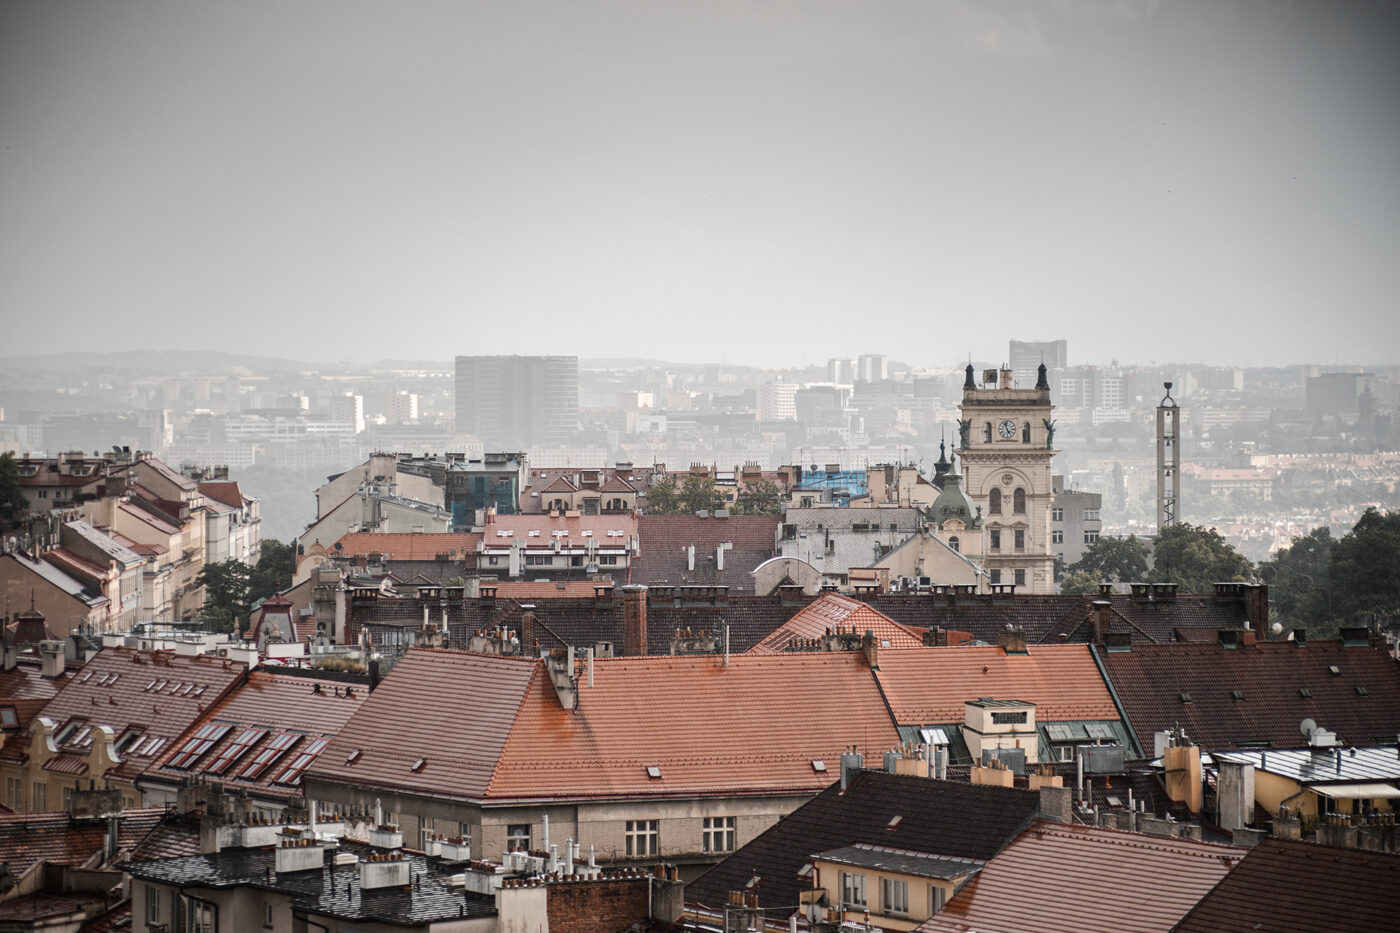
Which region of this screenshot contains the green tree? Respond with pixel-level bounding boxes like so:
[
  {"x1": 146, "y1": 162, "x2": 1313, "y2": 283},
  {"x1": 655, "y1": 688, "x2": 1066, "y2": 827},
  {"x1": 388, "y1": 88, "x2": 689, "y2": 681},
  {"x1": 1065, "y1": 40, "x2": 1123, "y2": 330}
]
[
  {"x1": 1066, "y1": 535, "x2": 1151, "y2": 586},
  {"x1": 197, "y1": 559, "x2": 254, "y2": 634},
  {"x1": 644, "y1": 475, "x2": 680, "y2": 514},
  {"x1": 0, "y1": 452, "x2": 28, "y2": 527},
  {"x1": 1149, "y1": 523, "x2": 1253, "y2": 593},
  {"x1": 678, "y1": 474, "x2": 725, "y2": 514},
  {"x1": 250, "y1": 539, "x2": 295, "y2": 603},
  {"x1": 1059, "y1": 569, "x2": 1102, "y2": 595},
  {"x1": 1329, "y1": 508, "x2": 1400, "y2": 619},
  {"x1": 1259, "y1": 526, "x2": 1335, "y2": 629},
  {"x1": 733, "y1": 479, "x2": 782, "y2": 515}
]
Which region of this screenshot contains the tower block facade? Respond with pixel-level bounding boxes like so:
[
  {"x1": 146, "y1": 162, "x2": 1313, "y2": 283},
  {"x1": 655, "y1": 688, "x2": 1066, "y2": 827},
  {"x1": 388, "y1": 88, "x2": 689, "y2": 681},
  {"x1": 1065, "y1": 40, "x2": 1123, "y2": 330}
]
[{"x1": 957, "y1": 363, "x2": 1057, "y2": 594}]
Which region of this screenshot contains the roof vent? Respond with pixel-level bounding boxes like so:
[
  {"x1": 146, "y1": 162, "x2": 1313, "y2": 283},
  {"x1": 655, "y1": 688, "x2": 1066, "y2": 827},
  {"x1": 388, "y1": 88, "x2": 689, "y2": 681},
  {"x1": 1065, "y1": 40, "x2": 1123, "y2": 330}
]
[{"x1": 1179, "y1": 693, "x2": 1193, "y2": 704}]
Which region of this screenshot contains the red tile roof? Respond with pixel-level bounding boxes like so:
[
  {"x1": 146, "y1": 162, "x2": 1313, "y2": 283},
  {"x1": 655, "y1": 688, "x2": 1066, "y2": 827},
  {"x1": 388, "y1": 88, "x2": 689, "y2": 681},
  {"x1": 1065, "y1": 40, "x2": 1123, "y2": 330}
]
[
  {"x1": 874, "y1": 645, "x2": 1122, "y2": 725},
  {"x1": 0, "y1": 649, "x2": 246, "y2": 778},
  {"x1": 1100, "y1": 640, "x2": 1400, "y2": 751},
  {"x1": 748, "y1": 594, "x2": 924, "y2": 654},
  {"x1": 1172, "y1": 838, "x2": 1400, "y2": 933},
  {"x1": 332, "y1": 532, "x2": 482, "y2": 561},
  {"x1": 311, "y1": 648, "x2": 901, "y2": 805},
  {"x1": 43, "y1": 548, "x2": 108, "y2": 585},
  {"x1": 142, "y1": 670, "x2": 367, "y2": 800},
  {"x1": 599, "y1": 475, "x2": 636, "y2": 494},
  {"x1": 632, "y1": 514, "x2": 779, "y2": 593},
  {"x1": 197, "y1": 481, "x2": 246, "y2": 509},
  {"x1": 0, "y1": 807, "x2": 167, "y2": 881},
  {"x1": 538, "y1": 475, "x2": 578, "y2": 493},
  {"x1": 918, "y1": 820, "x2": 1244, "y2": 933},
  {"x1": 483, "y1": 514, "x2": 639, "y2": 543},
  {"x1": 492, "y1": 580, "x2": 608, "y2": 600}
]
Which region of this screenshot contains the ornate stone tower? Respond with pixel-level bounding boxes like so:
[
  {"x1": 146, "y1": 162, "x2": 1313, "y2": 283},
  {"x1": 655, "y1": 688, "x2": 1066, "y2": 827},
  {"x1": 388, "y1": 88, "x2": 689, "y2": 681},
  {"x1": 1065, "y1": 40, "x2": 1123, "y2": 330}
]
[
  {"x1": 1156, "y1": 382, "x2": 1180, "y2": 533},
  {"x1": 957, "y1": 362, "x2": 1057, "y2": 593}
]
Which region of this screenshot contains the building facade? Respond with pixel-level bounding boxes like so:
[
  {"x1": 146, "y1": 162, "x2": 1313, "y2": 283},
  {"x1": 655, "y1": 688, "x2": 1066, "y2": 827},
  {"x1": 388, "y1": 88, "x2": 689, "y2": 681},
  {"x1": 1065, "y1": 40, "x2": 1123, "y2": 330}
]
[{"x1": 454, "y1": 356, "x2": 579, "y2": 450}]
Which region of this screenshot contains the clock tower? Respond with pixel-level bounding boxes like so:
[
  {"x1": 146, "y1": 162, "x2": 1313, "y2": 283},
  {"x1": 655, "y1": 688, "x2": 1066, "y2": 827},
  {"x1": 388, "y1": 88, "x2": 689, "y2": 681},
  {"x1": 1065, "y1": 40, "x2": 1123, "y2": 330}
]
[{"x1": 957, "y1": 362, "x2": 1057, "y2": 593}]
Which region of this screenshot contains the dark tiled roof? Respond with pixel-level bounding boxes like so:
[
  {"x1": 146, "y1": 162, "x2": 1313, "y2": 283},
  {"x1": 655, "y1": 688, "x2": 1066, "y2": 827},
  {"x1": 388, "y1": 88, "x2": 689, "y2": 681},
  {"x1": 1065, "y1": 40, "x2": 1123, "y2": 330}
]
[
  {"x1": 1100, "y1": 640, "x2": 1400, "y2": 751},
  {"x1": 920, "y1": 820, "x2": 1243, "y2": 933},
  {"x1": 122, "y1": 840, "x2": 497, "y2": 926},
  {"x1": 686, "y1": 771, "x2": 1041, "y2": 915},
  {"x1": 142, "y1": 669, "x2": 368, "y2": 801},
  {"x1": 79, "y1": 899, "x2": 131, "y2": 933},
  {"x1": 1171, "y1": 838, "x2": 1400, "y2": 933},
  {"x1": 0, "y1": 808, "x2": 167, "y2": 880},
  {"x1": 632, "y1": 515, "x2": 779, "y2": 594}
]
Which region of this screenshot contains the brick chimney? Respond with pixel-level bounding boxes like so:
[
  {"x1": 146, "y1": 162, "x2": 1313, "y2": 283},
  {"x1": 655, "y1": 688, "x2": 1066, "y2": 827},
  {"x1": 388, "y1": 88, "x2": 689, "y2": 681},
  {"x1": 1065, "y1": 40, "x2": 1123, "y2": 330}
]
[
  {"x1": 521, "y1": 607, "x2": 537, "y2": 653},
  {"x1": 997, "y1": 626, "x2": 1028, "y2": 655},
  {"x1": 861, "y1": 630, "x2": 878, "y2": 669},
  {"x1": 1091, "y1": 600, "x2": 1112, "y2": 645},
  {"x1": 1243, "y1": 583, "x2": 1268, "y2": 641},
  {"x1": 622, "y1": 585, "x2": 648, "y2": 656}
]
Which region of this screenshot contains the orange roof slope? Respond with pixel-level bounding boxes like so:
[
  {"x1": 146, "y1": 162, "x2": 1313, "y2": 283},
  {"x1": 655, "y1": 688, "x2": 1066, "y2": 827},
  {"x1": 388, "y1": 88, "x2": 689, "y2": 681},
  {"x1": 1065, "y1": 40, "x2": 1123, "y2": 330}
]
[
  {"x1": 333, "y1": 532, "x2": 482, "y2": 561},
  {"x1": 143, "y1": 670, "x2": 367, "y2": 798},
  {"x1": 488, "y1": 651, "x2": 900, "y2": 801},
  {"x1": 874, "y1": 645, "x2": 1119, "y2": 725},
  {"x1": 309, "y1": 650, "x2": 538, "y2": 801},
  {"x1": 918, "y1": 820, "x2": 1244, "y2": 933},
  {"x1": 748, "y1": 594, "x2": 924, "y2": 654}
]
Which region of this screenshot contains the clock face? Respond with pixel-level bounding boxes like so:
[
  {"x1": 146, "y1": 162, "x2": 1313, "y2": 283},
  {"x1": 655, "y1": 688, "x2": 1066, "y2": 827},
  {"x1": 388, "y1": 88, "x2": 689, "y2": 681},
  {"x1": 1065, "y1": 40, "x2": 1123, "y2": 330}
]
[{"x1": 998, "y1": 420, "x2": 1017, "y2": 439}]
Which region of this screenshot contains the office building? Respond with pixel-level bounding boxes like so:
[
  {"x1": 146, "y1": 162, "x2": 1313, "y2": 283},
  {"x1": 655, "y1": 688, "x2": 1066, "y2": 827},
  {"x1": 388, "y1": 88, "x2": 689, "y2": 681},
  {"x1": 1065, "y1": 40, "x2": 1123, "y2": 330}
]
[{"x1": 454, "y1": 355, "x2": 578, "y2": 449}]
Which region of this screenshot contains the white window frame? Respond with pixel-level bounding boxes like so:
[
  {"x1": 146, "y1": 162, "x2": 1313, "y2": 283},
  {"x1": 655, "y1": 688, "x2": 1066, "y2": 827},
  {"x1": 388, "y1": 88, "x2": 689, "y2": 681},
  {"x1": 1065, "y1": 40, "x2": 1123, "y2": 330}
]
[
  {"x1": 882, "y1": 877, "x2": 909, "y2": 916},
  {"x1": 625, "y1": 819, "x2": 659, "y2": 857},
  {"x1": 702, "y1": 816, "x2": 735, "y2": 854},
  {"x1": 929, "y1": 883, "x2": 947, "y2": 914},
  {"x1": 506, "y1": 823, "x2": 531, "y2": 852},
  {"x1": 841, "y1": 871, "x2": 867, "y2": 909},
  {"x1": 146, "y1": 884, "x2": 160, "y2": 923}
]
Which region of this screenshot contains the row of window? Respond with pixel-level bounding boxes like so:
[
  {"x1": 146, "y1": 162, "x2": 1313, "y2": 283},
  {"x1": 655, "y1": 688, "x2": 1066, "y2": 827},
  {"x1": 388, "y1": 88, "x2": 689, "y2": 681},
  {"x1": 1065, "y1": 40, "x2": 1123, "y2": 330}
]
[
  {"x1": 498, "y1": 554, "x2": 622, "y2": 567},
  {"x1": 988, "y1": 529, "x2": 1026, "y2": 551},
  {"x1": 987, "y1": 488, "x2": 1026, "y2": 515},
  {"x1": 1051, "y1": 531, "x2": 1100, "y2": 545},
  {"x1": 841, "y1": 872, "x2": 945, "y2": 917},
  {"x1": 506, "y1": 817, "x2": 737, "y2": 857},
  {"x1": 988, "y1": 569, "x2": 1027, "y2": 586},
  {"x1": 1050, "y1": 508, "x2": 1101, "y2": 522}
]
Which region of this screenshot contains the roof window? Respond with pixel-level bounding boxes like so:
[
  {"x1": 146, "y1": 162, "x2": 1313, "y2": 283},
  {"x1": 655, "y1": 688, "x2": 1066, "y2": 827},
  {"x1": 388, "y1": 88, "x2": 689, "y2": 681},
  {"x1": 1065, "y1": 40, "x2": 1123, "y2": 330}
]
[
  {"x1": 346, "y1": 749, "x2": 362, "y2": 765},
  {"x1": 0, "y1": 708, "x2": 18, "y2": 730},
  {"x1": 238, "y1": 732, "x2": 301, "y2": 780},
  {"x1": 204, "y1": 728, "x2": 267, "y2": 775},
  {"x1": 411, "y1": 758, "x2": 427, "y2": 773},
  {"x1": 271, "y1": 737, "x2": 329, "y2": 786},
  {"x1": 886, "y1": 815, "x2": 903, "y2": 830},
  {"x1": 1179, "y1": 693, "x2": 1193, "y2": 704},
  {"x1": 1231, "y1": 690, "x2": 1245, "y2": 701},
  {"x1": 811, "y1": 760, "x2": 827, "y2": 772},
  {"x1": 1298, "y1": 688, "x2": 1312, "y2": 698},
  {"x1": 168, "y1": 722, "x2": 233, "y2": 768},
  {"x1": 1356, "y1": 686, "x2": 1369, "y2": 697},
  {"x1": 1329, "y1": 665, "x2": 1341, "y2": 676},
  {"x1": 646, "y1": 766, "x2": 662, "y2": 779}
]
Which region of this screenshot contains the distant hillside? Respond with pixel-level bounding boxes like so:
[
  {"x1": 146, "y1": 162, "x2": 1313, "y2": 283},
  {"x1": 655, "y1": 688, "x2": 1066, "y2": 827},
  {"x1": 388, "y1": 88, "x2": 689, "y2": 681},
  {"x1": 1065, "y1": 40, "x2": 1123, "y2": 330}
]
[{"x1": 0, "y1": 350, "x2": 317, "y2": 375}]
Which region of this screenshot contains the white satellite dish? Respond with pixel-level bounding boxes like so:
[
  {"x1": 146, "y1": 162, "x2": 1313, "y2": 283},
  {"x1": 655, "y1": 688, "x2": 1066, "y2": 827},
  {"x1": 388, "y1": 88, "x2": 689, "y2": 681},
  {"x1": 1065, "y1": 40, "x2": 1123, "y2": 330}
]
[{"x1": 1300, "y1": 718, "x2": 1317, "y2": 738}]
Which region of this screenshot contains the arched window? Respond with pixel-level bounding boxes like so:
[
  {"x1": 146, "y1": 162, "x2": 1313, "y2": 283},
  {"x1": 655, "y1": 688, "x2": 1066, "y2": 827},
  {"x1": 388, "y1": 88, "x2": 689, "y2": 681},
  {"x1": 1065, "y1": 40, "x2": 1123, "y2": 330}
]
[
  {"x1": 1013, "y1": 488, "x2": 1026, "y2": 514},
  {"x1": 1022, "y1": 422, "x2": 1031, "y2": 443},
  {"x1": 949, "y1": 536, "x2": 960, "y2": 553},
  {"x1": 989, "y1": 488, "x2": 1002, "y2": 514},
  {"x1": 982, "y1": 422, "x2": 992, "y2": 443}
]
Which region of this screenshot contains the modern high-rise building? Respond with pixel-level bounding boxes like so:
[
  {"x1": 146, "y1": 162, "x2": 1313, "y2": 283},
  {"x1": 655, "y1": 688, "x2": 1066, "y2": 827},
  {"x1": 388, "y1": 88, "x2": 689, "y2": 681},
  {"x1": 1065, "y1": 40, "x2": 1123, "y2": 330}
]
[
  {"x1": 1009, "y1": 339, "x2": 1067, "y2": 391},
  {"x1": 454, "y1": 355, "x2": 579, "y2": 449}
]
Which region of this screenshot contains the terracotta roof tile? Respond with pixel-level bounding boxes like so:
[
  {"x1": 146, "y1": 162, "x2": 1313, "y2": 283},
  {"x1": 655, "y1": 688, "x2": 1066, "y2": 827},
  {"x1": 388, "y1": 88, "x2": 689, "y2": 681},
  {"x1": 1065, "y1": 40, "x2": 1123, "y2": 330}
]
[
  {"x1": 0, "y1": 808, "x2": 166, "y2": 881},
  {"x1": 142, "y1": 670, "x2": 367, "y2": 800},
  {"x1": 875, "y1": 645, "x2": 1121, "y2": 725},
  {"x1": 197, "y1": 481, "x2": 246, "y2": 509},
  {"x1": 332, "y1": 532, "x2": 482, "y2": 561},
  {"x1": 748, "y1": 594, "x2": 924, "y2": 654},
  {"x1": 598, "y1": 475, "x2": 637, "y2": 494},
  {"x1": 1101, "y1": 640, "x2": 1400, "y2": 751},
  {"x1": 538, "y1": 475, "x2": 578, "y2": 493},
  {"x1": 1172, "y1": 838, "x2": 1400, "y2": 933},
  {"x1": 918, "y1": 820, "x2": 1244, "y2": 933}
]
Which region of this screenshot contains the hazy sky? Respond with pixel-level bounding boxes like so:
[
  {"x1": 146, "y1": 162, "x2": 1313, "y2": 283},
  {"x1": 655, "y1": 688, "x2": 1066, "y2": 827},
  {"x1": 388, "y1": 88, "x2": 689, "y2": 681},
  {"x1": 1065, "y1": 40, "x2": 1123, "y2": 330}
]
[{"x1": 2, "y1": 1, "x2": 1397, "y2": 369}]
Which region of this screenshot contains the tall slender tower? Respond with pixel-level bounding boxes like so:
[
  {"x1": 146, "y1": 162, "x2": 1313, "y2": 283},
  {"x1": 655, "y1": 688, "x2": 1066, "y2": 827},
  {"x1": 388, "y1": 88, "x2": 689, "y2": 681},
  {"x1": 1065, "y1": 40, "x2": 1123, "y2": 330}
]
[{"x1": 1156, "y1": 382, "x2": 1180, "y2": 532}]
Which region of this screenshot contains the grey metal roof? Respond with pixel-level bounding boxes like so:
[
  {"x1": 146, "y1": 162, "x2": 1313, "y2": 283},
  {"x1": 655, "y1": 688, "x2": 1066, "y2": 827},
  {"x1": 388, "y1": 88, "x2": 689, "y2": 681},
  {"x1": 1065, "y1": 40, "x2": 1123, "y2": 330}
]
[
  {"x1": 1214, "y1": 747, "x2": 1400, "y2": 785},
  {"x1": 65, "y1": 520, "x2": 143, "y2": 567},
  {"x1": 122, "y1": 840, "x2": 496, "y2": 926},
  {"x1": 11, "y1": 552, "x2": 108, "y2": 608},
  {"x1": 811, "y1": 843, "x2": 986, "y2": 880}
]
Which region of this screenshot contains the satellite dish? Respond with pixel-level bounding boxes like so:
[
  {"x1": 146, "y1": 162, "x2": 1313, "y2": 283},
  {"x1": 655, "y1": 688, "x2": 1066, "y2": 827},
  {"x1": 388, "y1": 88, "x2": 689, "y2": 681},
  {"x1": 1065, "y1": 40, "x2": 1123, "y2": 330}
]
[
  {"x1": 1300, "y1": 718, "x2": 1317, "y2": 738},
  {"x1": 1270, "y1": 622, "x2": 1283, "y2": 635}
]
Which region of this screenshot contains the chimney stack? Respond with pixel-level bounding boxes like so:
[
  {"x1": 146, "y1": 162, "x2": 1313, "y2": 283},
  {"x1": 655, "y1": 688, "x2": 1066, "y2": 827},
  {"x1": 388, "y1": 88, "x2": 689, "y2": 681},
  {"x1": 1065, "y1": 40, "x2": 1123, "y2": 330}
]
[
  {"x1": 1091, "y1": 600, "x2": 1112, "y2": 645},
  {"x1": 520, "y1": 607, "x2": 537, "y2": 654},
  {"x1": 861, "y1": 630, "x2": 879, "y2": 669},
  {"x1": 622, "y1": 585, "x2": 648, "y2": 657},
  {"x1": 1243, "y1": 583, "x2": 1269, "y2": 642},
  {"x1": 39, "y1": 640, "x2": 65, "y2": 679}
]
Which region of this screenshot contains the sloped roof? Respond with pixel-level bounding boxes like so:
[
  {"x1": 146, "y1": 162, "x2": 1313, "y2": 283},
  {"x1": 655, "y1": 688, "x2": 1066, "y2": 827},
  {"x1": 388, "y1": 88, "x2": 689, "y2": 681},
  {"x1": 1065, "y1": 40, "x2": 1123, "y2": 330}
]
[
  {"x1": 632, "y1": 514, "x2": 779, "y2": 593},
  {"x1": 748, "y1": 594, "x2": 924, "y2": 654},
  {"x1": 43, "y1": 548, "x2": 108, "y2": 586},
  {"x1": 1171, "y1": 838, "x2": 1400, "y2": 933},
  {"x1": 687, "y1": 770, "x2": 1041, "y2": 915},
  {"x1": 874, "y1": 645, "x2": 1121, "y2": 725},
  {"x1": 117, "y1": 501, "x2": 180, "y2": 536},
  {"x1": 1100, "y1": 640, "x2": 1400, "y2": 751},
  {"x1": 1, "y1": 553, "x2": 107, "y2": 608},
  {"x1": 332, "y1": 532, "x2": 482, "y2": 561},
  {"x1": 918, "y1": 820, "x2": 1244, "y2": 933},
  {"x1": 598, "y1": 474, "x2": 636, "y2": 493},
  {"x1": 0, "y1": 649, "x2": 246, "y2": 779},
  {"x1": 309, "y1": 650, "x2": 538, "y2": 801},
  {"x1": 198, "y1": 481, "x2": 246, "y2": 510},
  {"x1": 487, "y1": 651, "x2": 901, "y2": 801},
  {"x1": 142, "y1": 670, "x2": 367, "y2": 800},
  {"x1": 63, "y1": 520, "x2": 142, "y2": 567},
  {"x1": 0, "y1": 807, "x2": 167, "y2": 882},
  {"x1": 311, "y1": 648, "x2": 901, "y2": 806},
  {"x1": 0, "y1": 658, "x2": 64, "y2": 732},
  {"x1": 538, "y1": 474, "x2": 578, "y2": 493}
]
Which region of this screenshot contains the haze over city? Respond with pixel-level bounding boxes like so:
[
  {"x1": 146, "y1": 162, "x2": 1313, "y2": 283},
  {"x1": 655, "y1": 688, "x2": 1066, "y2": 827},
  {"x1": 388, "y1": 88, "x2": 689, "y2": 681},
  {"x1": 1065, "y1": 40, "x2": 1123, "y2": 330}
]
[{"x1": 3, "y1": 1, "x2": 1399, "y2": 367}]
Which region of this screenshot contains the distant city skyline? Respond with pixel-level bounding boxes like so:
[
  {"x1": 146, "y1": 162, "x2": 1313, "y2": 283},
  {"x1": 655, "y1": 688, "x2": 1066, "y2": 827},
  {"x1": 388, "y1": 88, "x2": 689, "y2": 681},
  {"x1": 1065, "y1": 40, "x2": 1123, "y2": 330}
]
[{"x1": 3, "y1": 2, "x2": 1397, "y2": 368}]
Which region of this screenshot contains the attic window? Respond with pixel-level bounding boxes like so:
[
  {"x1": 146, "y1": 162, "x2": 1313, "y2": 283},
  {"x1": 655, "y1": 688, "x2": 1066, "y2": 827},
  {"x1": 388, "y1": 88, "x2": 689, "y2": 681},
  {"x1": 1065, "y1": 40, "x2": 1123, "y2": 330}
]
[
  {"x1": 886, "y1": 815, "x2": 903, "y2": 830},
  {"x1": 1356, "y1": 686, "x2": 1369, "y2": 697},
  {"x1": 811, "y1": 760, "x2": 827, "y2": 772},
  {"x1": 646, "y1": 766, "x2": 662, "y2": 779},
  {"x1": 1085, "y1": 723, "x2": 1115, "y2": 741},
  {"x1": 346, "y1": 749, "x2": 362, "y2": 765},
  {"x1": 1231, "y1": 690, "x2": 1245, "y2": 701},
  {"x1": 1298, "y1": 688, "x2": 1312, "y2": 699},
  {"x1": 1179, "y1": 693, "x2": 1193, "y2": 704},
  {"x1": 1329, "y1": 665, "x2": 1341, "y2": 676},
  {"x1": 411, "y1": 758, "x2": 427, "y2": 773},
  {"x1": 0, "y1": 708, "x2": 18, "y2": 730}
]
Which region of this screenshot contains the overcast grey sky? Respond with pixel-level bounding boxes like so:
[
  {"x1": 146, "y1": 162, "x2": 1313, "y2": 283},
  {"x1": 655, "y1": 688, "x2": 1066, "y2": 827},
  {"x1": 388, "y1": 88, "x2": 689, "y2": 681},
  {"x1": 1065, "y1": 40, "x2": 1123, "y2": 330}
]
[{"x1": 2, "y1": 1, "x2": 1397, "y2": 369}]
